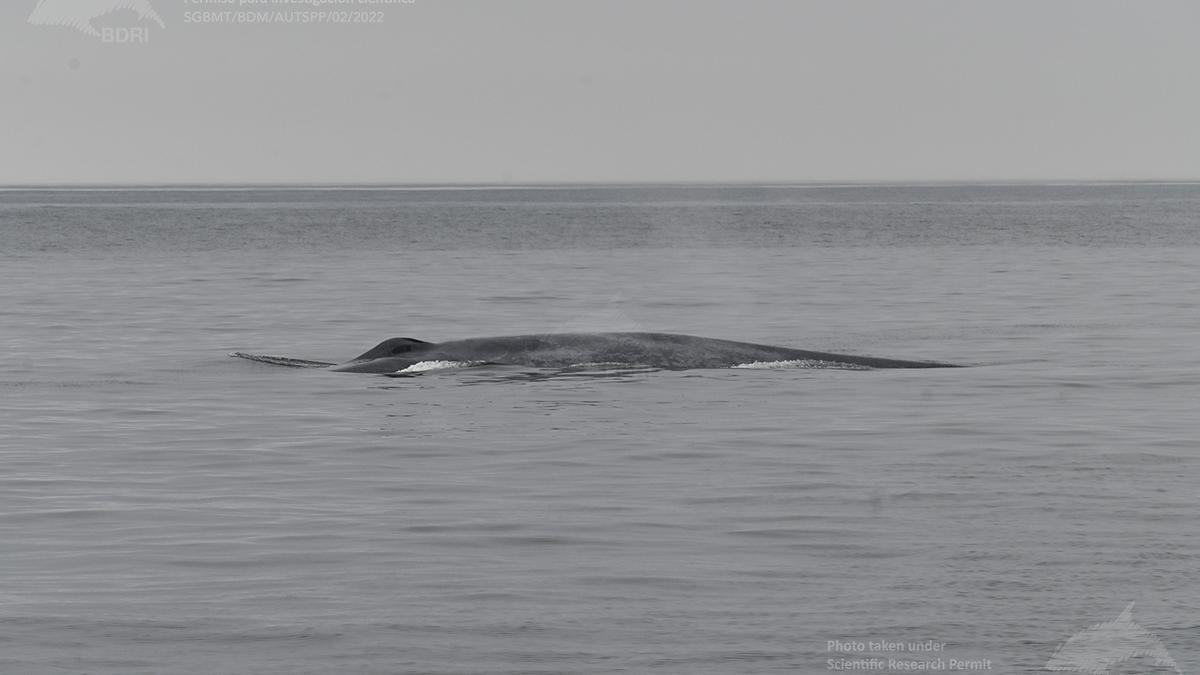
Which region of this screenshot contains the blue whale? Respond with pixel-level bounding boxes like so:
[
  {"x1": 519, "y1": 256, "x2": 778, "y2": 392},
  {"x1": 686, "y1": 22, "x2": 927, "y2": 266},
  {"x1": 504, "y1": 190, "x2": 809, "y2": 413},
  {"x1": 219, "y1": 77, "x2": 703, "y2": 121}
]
[{"x1": 232, "y1": 332, "x2": 959, "y2": 373}]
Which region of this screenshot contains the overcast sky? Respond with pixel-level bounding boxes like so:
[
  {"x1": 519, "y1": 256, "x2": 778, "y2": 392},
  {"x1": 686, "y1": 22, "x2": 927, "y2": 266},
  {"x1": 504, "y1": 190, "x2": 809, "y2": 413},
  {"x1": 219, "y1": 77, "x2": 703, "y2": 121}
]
[{"x1": 3, "y1": 0, "x2": 1199, "y2": 184}]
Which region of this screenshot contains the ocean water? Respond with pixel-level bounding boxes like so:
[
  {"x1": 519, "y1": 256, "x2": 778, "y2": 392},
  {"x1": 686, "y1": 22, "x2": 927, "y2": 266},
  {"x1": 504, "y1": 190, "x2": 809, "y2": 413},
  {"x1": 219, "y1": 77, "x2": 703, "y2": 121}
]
[{"x1": 1, "y1": 184, "x2": 1198, "y2": 674}]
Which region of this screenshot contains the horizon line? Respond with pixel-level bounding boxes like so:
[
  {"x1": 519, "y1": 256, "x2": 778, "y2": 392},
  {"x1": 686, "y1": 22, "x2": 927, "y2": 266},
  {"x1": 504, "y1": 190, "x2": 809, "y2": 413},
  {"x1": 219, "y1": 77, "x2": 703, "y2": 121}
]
[{"x1": 3, "y1": 179, "x2": 1200, "y2": 191}]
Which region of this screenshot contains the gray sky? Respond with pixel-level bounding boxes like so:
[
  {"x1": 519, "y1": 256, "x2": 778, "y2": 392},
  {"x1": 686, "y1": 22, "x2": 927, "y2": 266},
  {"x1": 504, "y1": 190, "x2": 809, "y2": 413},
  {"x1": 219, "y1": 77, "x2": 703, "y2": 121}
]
[{"x1": 4, "y1": 0, "x2": 1199, "y2": 184}]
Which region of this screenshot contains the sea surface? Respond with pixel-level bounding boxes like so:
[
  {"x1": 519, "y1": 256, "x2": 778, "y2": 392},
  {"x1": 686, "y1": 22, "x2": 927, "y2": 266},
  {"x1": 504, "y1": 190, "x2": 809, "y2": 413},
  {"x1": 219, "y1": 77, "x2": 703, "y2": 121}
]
[{"x1": 1, "y1": 184, "x2": 1198, "y2": 674}]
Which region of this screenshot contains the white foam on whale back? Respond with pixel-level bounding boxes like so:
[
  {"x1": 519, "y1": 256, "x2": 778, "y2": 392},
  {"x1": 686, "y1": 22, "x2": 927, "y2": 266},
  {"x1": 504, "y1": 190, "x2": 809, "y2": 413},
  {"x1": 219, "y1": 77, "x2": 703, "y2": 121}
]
[
  {"x1": 396, "y1": 360, "x2": 479, "y2": 373},
  {"x1": 732, "y1": 359, "x2": 871, "y2": 370}
]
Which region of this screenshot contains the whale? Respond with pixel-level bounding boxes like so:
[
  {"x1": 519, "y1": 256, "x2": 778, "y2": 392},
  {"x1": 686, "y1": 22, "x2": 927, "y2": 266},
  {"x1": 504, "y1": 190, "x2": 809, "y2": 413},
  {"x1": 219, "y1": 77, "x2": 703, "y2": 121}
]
[{"x1": 231, "y1": 332, "x2": 960, "y2": 373}]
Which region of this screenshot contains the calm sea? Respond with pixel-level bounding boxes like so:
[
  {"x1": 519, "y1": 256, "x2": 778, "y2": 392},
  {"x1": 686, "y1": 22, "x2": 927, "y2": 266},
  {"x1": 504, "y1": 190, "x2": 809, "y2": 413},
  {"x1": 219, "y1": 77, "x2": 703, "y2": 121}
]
[{"x1": 1, "y1": 184, "x2": 1198, "y2": 674}]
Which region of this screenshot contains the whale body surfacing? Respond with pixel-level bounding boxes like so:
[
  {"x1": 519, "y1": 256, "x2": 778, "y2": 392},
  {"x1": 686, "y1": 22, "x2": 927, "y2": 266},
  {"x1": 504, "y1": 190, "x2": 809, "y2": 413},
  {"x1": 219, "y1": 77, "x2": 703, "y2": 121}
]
[{"x1": 233, "y1": 332, "x2": 959, "y2": 373}]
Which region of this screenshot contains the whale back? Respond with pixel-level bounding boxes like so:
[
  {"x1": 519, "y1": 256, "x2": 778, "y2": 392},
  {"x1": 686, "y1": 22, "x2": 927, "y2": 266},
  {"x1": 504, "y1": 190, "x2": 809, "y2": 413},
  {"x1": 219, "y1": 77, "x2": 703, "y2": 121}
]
[
  {"x1": 429, "y1": 332, "x2": 959, "y2": 369},
  {"x1": 349, "y1": 337, "x2": 432, "y2": 361},
  {"x1": 237, "y1": 331, "x2": 959, "y2": 374}
]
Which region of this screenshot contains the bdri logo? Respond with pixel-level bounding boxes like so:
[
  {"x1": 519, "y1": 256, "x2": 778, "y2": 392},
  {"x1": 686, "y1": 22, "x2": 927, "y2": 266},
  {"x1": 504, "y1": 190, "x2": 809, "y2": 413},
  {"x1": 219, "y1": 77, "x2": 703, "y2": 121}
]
[
  {"x1": 1045, "y1": 603, "x2": 1182, "y2": 674},
  {"x1": 28, "y1": 0, "x2": 163, "y2": 42}
]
